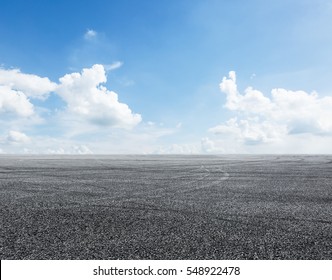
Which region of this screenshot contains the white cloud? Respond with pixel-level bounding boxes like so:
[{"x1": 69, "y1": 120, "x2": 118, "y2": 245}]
[
  {"x1": 206, "y1": 71, "x2": 332, "y2": 153},
  {"x1": 0, "y1": 85, "x2": 34, "y2": 117},
  {"x1": 104, "y1": 61, "x2": 123, "y2": 71},
  {"x1": 84, "y1": 29, "x2": 97, "y2": 40},
  {"x1": 0, "y1": 67, "x2": 57, "y2": 119},
  {"x1": 211, "y1": 71, "x2": 332, "y2": 148},
  {"x1": 0, "y1": 131, "x2": 94, "y2": 154},
  {"x1": 56, "y1": 64, "x2": 142, "y2": 129},
  {"x1": 201, "y1": 137, "x2": 216, "y2": 153},
  {"x1": 46, "y1": 145, "x2": 93, "y2": 155},
  {"x1": 6, "y1": 130, "x2": 30, "y2": 143},
  {"x1": 209, "y1": 117, "x2": 288, "y2": 145},
  {"x1": 200, "y1": 137, "x2": 226, "y2": 153},
  {"x1": 270, "y1": 88, "x2": 332, "y2": 133},
  {"x1": 154, "y1": 137, "x2": 226, "y2": 155},
  {"x1": 0, "y1": 68, "x2": 56, "y2": 99},
  {"x1": 153, "y1": 143, "x2": 200, "y2": 154},
  {"x1": 220, "y1": 72, "x2": 273, "y2": 114},
  {"x1": 0, "y1": 64, "x2": 145, "y2": 154}
]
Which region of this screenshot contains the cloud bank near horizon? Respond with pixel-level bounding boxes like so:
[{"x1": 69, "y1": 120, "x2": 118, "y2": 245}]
[
  {"x1": 0, "y1": 64, "x2": 145, "y2": 154},
  {"x1": 1, "y1": 66, "x2": 332, "y2": 154},
  {"x1": 205, "y1": 71, "x2": 332, "y2": 154},
  {"x1": 0, "y1": 64, "x2": 141, "y2": 127},
  {"x1": 57, "y1": 64, "x2": 141, "y2": 129}
]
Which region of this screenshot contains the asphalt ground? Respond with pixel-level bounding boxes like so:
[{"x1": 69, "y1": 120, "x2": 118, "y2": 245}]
[{"x1": 1, "y1": 155, "x2": 331, "y2": 259}]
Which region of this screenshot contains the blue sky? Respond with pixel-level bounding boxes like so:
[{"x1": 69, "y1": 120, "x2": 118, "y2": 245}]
[{"x1": 1, "y1": 0, "x2": 332, "y2": 154}]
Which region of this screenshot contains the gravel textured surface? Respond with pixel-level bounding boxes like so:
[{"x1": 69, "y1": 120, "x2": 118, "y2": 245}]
[{"x1": 1, "y1": 155, "x2": 331, "y2": 259}]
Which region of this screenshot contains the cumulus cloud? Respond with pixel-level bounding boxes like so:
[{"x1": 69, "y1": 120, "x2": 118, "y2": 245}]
[
  {"x1": 201, "y1": 137, "x2": 217, "y2": 153},
  {"x1": 0, "y1": 63, "x2": 153, "y2": 154},
  {"x1": 0, "y1": 68, "x2": 56, "y2": 99},
  {"x1": 211, "y1": 71, "x2": 332, "y2": 146},
  {"x1": 270, "y1": 88, "x2": 332, "y2": 133},
  {"x1": 6, "y1": 130, "x2": 30, "y2": 143},
  {"x1": 57, "y1": 64, "x2": 142, "y2": 128},
  {"x1": 209, "y1": 117, "x2": 288, "y2": 145},
  {"x1": 0, "y1": 67, "x2": 57, "y2": 119},
  {"x1": 0, "y1": 85, "x2": 34, "y2": 117},
  {"x1": 0, "y1": 65, "x2": 141, "y2": 129},
  {"x1": 200, "y1": 137, "x2": 226, "y2": 153}
]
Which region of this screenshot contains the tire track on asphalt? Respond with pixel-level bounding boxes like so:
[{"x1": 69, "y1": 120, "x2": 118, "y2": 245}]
[
  {"x1": 78, "y1": 163, "x2": 230, "y2": 208},
  {"x1": 175, "y1": 165, "x2": 230, "y2": 194},
  {"x1": 148, "y1": 164, "x2": 230, "y2": 196},
  {"x1": 88, "y1": 163, "x2": 211, "y2": 200},
  {"x1": 114, "y1": 164, "x2": 230, "y2": 217},
  {"x1": 115, "y1": 164, "x2": 232, "y2": 218}
]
